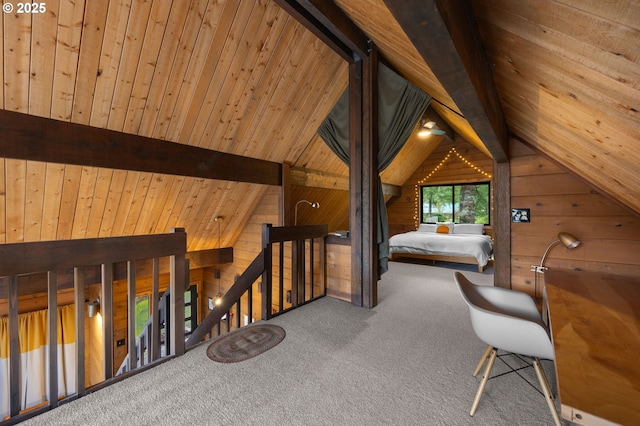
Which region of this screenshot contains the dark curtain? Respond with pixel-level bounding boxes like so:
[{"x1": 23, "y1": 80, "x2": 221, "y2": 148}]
[{"x1": 318, "y1": 62, "x2": 432, "y2": 275}]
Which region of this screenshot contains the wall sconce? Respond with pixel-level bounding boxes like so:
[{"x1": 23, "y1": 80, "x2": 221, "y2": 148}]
[
  {"x1": 294, "y1": 200, "x2": 319, "y2": 225},
  {"x1": 88, "y1": 297, "x2": 100, "y2": 318}
]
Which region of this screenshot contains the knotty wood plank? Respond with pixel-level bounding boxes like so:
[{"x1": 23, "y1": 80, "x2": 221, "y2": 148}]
[
  {"x1": 98, "y1": 169, "x2": 130, "y2": 237},
  {"x1": 0, "y1": 110, "x2": 282, "y2": 185},
  {"x1": 133, "y1": 173, "x2": 174, "y2": 236},
  {"x1": 122, "y1": 0, "x2": 173, "y2": 134},
  {"x1": 106, "y1": 0, "x2": 153, "y2": 132},
  {"x1": 3, "y1": 6, "x2": 31, "y2": 112},
  {"x1": 72, "y1": 167, "x2": 100, "y2": 239},
  {"x1": 71, "y1": 0, "x2": 109, "y2": 124},
  {"x1": 121, "y1": 172, "x2": 151, "y2": 236},
  {"x1": 89, "y1": 0, "x2": 132, "y2": 128},
  {"x1": 146, "y1": 0, "x2": 210, "y2": 141},
  {"x1": 163, "y1": 0, "x2": 238, "y2": 143},
  {"x1": 187, "y1": 1, "x2": 272, "y2": 149},
  {"x1": 51, "y1": 0, "x2": 85, "y2": 121},
  {"x1": 175, "y1": 0, "x2": 244, "y2": 146},
  {"x1": 24, "y1": 161, "x2": 46, "y2": 241},
  {"x1": 84, "y1": 168, "x2": 114, "y2": 239},
  {"x1": 5, "y1": 160, "x2": 26, "y2": 243},
  {"x1": 216, "y1": 21, "x2": 305, "y2": 153},
  {"x1": 29, "y1": 0, "x2": 58, "y2": 116}
]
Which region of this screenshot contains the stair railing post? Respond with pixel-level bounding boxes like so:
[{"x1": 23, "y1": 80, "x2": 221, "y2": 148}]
[{"x1": 262, "y1": 224, "x2": 273, "y2": 320}]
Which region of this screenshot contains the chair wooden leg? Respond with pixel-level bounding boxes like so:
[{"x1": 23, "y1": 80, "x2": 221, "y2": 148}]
[
  {"x1": 533, "y1": 358, "x2": 561, "y2": 426},
  {"x1": 470, "y1": 349, "x2": 497, "y2": 416},
  {"x1": 473, "y1": 345, "x2": 493, "y2": 377}
]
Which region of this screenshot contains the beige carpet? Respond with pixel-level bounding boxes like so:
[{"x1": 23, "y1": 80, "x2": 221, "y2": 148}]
[{"x1": 24, "y1": 261, "x2": 567, "y2": 425}]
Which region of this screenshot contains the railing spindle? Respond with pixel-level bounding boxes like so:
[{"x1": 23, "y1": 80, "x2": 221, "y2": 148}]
[
  {"x1": 74, "y1": 267, "x2": 86, "y2": 396},
  {"x1": 47, "y1": 271, "x2": 59, "y2": 409}
]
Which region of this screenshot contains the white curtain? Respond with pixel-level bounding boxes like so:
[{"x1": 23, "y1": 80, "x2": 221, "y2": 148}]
[{"x1": 1, "y1": 304, "x2": 76, "y2": 419}]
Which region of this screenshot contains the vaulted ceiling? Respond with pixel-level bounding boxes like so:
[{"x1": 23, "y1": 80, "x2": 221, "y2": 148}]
[{"x1": 1, "y1": 0, "x2": 638, "y2": 251}]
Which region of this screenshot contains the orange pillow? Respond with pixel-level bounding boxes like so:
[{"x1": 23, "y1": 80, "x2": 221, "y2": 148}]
[{"x1": 436, "y1": 225, "x2": 450, "y2": 234}]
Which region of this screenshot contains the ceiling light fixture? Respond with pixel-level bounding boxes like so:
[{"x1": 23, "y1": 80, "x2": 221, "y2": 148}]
[{"x1": 417, "y1": 119, "x2": 445, "y2": 137}]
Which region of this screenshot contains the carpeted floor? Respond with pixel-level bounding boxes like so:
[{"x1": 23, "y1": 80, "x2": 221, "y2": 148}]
[{"x1": 24, "y1": 261, "x2": 568, "y2": 425}]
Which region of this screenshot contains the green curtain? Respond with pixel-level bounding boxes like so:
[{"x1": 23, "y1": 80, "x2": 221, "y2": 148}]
[{"x1": 318, "y1": 62, "x2": 432, "y2": 275}]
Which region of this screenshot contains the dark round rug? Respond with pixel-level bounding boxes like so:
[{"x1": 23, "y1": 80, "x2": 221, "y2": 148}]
[{"x1": 206, "y1": 323, "x2": 286, "y2": 363}]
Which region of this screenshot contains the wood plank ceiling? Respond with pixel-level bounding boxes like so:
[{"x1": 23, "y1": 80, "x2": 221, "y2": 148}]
[
  {"x1": 1, "y1": 0, "x2": 639, "y2": 251},
  {"x1": 337, "y1": 0, "x2": 640, "y2": 215},
  {"x1": 1, "y1": 0, "x2": 348, "y2": 250}
]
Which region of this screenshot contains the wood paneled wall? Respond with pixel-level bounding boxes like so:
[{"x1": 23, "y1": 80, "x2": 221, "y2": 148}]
[
  {"x1": 290, "y1": 185, "x2": 349, "y2": 231},
  {"x1": 326, "y1": 237, "x2": 351, "y2": 302},
  {"x1": 386, "y1": 136, "x2": 494, "y2": 236},
  {"x1": 510, "y1": 139, "x2": 640, "y2": 296}
]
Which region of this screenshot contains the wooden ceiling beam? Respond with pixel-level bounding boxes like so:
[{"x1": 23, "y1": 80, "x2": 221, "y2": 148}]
[
  {"x1": 290, "y1": 166, "x2": 401, "y2": 197},
  {"x1": 274, "y1": 0, "x2": 369, "y2": 61},
  {"x1": 0, "y1": 110, "x2": 281, "y2": 186},
  {"x1": 383, "y1": 0, "x2": 510, "y2": 163}
]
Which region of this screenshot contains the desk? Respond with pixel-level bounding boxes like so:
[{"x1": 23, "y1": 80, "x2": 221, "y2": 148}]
[{"x1": 545, "y1": 269, "x2": 640, "y2": 425}]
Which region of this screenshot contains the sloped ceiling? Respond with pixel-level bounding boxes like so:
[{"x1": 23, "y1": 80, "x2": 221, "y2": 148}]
[
  {"x1": 337, "y1": 0, "x2": 640, "y2": 214},
  {"x1": 1, "y1": 0, "x2": 639, "y2": 251},
  {"x1": 0, "y1": 0, "x2": 348, "y2": 250}
]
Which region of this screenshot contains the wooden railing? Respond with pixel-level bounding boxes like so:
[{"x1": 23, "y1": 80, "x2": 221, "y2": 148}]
[
  {"x1": 0, "y1": 229, "x2": 187, "y2": 424},
  {"x1": 1, "y1": 223, "x2": 327, "y2": 423},
  {"x1": 186, "y1": 223, "x2": 327, "y2": 349},
  {"x1": 115, "y1": 288, "x2": 171, "y2": 376}
]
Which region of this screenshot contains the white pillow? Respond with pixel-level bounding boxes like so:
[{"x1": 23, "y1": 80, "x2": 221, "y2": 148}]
[
  {"x1": 453, "y1": 223, "x2": 484, "y2": 235},
  {"x1": 418, "y1": 224, "x2": 437, "y2": 233},
  {"x1": 436, "y1": 222, "x2": 454, "y2": 234}
]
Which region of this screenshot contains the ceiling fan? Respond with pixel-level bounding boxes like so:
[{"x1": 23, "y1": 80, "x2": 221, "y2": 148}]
[{"x1": 417, "y1": 120, "x2": 446, "y2": 137}]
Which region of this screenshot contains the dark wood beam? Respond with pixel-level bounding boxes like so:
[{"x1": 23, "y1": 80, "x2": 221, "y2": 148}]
[
  {"x1": 290, "y1": 166, "x2": 401, "y2": 197},
  {"x1": 493, "y1": 160, "x2": 511, "y2": 289},
  {"x1": 349, "y1": 48, "x2": 379, "y2": 308},
  {"x1": 274, "y1": 0, "x2": 369, "y2": 61},
  {"x1": 383, "y1": 0, "x2": 509, "y2": 163},
  {"x1": 0, "y1": 109, "x2": 281, "y2": 186}
]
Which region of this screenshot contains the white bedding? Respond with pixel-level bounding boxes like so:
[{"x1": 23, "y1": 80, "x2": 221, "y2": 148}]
[{"x1": 388, "y1": 231, "x2": 493, "y2": 267}]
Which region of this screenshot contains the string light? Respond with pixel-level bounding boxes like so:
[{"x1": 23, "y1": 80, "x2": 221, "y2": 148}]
[{"x1": 413, "y1": 147, "x2": 492, "y2": 228}]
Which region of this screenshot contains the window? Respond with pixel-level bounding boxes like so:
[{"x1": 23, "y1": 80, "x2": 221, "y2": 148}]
[{"x1": 421, "y1": 182, "x2": 490, "y2": 224}]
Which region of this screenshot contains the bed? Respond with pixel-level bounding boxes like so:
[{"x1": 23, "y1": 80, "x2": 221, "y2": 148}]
[{"x1": 388, "y1": 223, "x2": 493, "y2": 272}]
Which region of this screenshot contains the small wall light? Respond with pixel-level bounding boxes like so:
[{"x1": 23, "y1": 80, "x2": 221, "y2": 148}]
[
  {"x1": 531, "y1": 232, "x2": 581, "y2": 301},
  {"x1": 294, "y1": 200, "x2": 320, "y2": 225},
  {"x1": 88, "y1": 297, "x2": 100, "y2": 318}
]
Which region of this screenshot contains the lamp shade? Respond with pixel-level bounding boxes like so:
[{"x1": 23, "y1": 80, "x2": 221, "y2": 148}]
[{"x1": 558, "y1": 232, "x2": 580, "y2": 249}]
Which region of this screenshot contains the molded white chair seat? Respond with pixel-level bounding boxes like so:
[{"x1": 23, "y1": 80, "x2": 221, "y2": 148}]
[
  {"x1": 454, "y1": 272, "x2": 561, "y2": 426},
  {"x1": 470, "y1": 282, "x2": 543, "y2": 376}
]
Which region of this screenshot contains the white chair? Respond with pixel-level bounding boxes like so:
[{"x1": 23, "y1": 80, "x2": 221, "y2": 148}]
[
  {"x1": 470, "y1": 281, "x2": 543, "y2": 377},
  {"x1": 453, "y1": 272, "x2": 561, "y2": 426}
]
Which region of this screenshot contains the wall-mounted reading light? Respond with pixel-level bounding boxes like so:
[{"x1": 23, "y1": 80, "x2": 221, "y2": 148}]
[
  {"x1": 294, "y1": 200, "x2": 320, "y2": 225},
  {"x1": 531, "y1": 232, "x2": 581, "y2": 304},
  {"x1": 88, "y1": 297, "x2": 100, "y2": 318},
  {"x1": 213, "y1": 215, "x2": 223, "y2": 307}
]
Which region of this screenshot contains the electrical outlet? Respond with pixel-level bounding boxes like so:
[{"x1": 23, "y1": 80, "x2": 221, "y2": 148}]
[{"x1": 530, "y1": 265, "x2": 547, "y2": 273}]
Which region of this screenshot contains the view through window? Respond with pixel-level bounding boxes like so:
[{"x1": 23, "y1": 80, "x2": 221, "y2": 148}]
[{"x1": 421, "y1": 182, "x2": 490, "y2": 224}]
